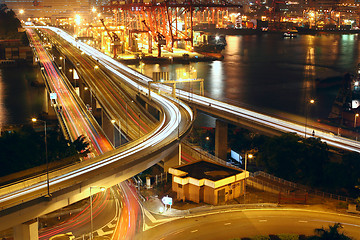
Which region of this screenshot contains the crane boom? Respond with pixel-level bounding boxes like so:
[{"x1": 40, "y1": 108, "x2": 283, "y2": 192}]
[{"x1": 99, "y1": 19, "x2": 122, "y2": 57}]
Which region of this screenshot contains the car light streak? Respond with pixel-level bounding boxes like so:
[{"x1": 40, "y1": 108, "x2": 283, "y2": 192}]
[{"x1": 0, "y1": 27, "x2": 193, "y2": 217}]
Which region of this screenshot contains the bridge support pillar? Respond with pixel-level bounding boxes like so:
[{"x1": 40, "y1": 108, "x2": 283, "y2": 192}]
[
  {"x1": 45, "y1": 89, "x2": 56, "y2": 117},
  {"x1": 13, "y1": 220, "x2": 38, "y2": 240},
  {"x1": 102, "y1": 111, "x2": 115, "y2": 147},
  {"x1": 163, "y1": 142, "x2": 181, "y2": 171},
  {"x1": 79, "y1": 80, "x2": 87, "y2": 102},
  {"x1": 215, "y1": 119, "x2": 228, "y2": 160}
]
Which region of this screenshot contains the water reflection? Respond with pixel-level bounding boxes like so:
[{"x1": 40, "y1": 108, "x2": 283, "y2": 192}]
[
  {"x1": 0, "y1": 70, "x2": 8, "y2": 127},
  {"x1": 130, "y1": 34, "x2": 360, "y2": 125},
  {"x1": 208, "y1": 61, "x2": 224, "y2": 100},
  {"x1": 0, "y1": 66, "x2": 45, "y2": 127}
]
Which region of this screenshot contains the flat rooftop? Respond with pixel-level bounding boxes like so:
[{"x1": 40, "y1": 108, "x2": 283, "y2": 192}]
[{"x1": 176, "y1": 160, "x2": 243, "y2": 181}]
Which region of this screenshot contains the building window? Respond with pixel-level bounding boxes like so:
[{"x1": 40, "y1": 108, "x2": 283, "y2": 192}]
[{"x1": 178, "y1": 184, "x2": 182, "y2": 189}]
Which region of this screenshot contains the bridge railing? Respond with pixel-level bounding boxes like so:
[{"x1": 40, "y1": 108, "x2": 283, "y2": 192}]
[
  {"x1": 253, "y1": 171, "x2": 354, "y2": 203},
  {"x1": 182, "y1": 140, "x2": 241, "y2": 170}
]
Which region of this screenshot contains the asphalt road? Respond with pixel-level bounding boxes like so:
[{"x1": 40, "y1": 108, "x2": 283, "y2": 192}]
[{"x1": 141, "y1": 208, "x2": 360, "y2": 240}]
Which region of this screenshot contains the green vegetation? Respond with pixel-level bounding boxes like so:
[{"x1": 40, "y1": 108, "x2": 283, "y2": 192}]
[
  {"x1": 0, "y1": 4, "x2": 28, "y2": 44},
  {"x1": 309, "y1": 223, "x2": 353, "y2": 240},
  {"x1": 0, "y1": 4, "x2": 21, "y2": 34},
  {"x1": 0, "y1": 124, "x2": 90, "y2": 177},
  {"x1": 188, "y1": 127, "x2": 360, "y2": 197},
  {"x1": 231, "y1": 223, "x2": 353, "y2": 240},
  {"x1": 256, "y1": 133, "x2": 360, "y2": 196}
]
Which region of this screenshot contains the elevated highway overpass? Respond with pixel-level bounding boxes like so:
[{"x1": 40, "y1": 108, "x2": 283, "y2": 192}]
[
  {"x1": 48, "y1": 23, "x2": 360, "y2": 154},
  {"x1": 0, "y1": 27, "x2": 194, "y2": 233},
  {"x1": 2, "y1": 25, "x2": 360, "y2": 237}
]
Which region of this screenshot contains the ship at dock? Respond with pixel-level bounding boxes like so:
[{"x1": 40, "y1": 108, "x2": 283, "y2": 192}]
[{"x1": 193, "y1": 31, "x2": 226, "y2": 57}]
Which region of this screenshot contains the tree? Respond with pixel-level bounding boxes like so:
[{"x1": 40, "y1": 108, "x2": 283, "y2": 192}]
[
  {"x1": 255, "y1": 133, "x2": 330, "y2": 186},
  {"x1": 71, "y1": 135, "x2": 90, "y2": 155},
  {"x1": 0, "y1": 125, "x2": 87, "y2": 177},
  {"x1": 309, "y1": 223, "x2": 353, "y2": 240},
  {"x1": 0, "y1": 4, "x2": 21, "y2": 35}
]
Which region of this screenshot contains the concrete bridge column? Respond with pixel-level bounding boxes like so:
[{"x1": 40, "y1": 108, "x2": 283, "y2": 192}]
[
  {"x1": 45, "y1": 90, "x2": 56, "y2": 117},
  {"x1": 79, "y1": 80, "x2": 86, "y2": 102},
  {"x1": 215, "y1": 119, "x2": 228, "y2": 160},
  {"x1": 102, "y1": 111, "x2": 115, "y2": 147},
  {"x1": 13, "y1": 220, "x2": 38, "y2": 240},
  {"x1": 163, "y1": 142, "x2": 181, "y2": 171}
]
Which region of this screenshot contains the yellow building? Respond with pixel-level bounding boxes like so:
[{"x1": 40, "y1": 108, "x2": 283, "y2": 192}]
[{"x1": 169, "y1": 160, "x2": 248, "y2": 205}]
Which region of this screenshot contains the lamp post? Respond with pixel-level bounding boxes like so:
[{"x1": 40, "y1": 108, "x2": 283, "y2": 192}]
[
  {"x1": 244, "y1": 152, "x2": 253, "y2": 203},
  {"x1": 85, "y1": 86, "x2": 92, "y2": 109},
  {"x1": 354, "y1": 113, "x2": 359, "y2": 128},
  {"x1": 59, "y1": 56, "x2": 65, "y2": 71},
  {"x1": 31, "y1": 118, "x2": 51, "y2": 197},
  {"x1": 90, "y1": 186, "x2": 106, "y2": 240},
  {"x1": 305, "y1": 99, "x2": 315, "y2": 138}
]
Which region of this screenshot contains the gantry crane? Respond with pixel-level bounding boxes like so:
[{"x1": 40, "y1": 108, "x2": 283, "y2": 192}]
[
  {"x1": 102, "y1": 0, "x2": 242, "y2": 54},
  {"x1": 142, "y1": 20, "x2": 166, "y2": 57},
  {"x1": 100, "y1": 18, "x2": 122, "y2": 57}
]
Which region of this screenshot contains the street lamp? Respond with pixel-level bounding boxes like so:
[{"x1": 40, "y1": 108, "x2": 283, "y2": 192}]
[
  {"x1": 84, "y1": 86, "x2": 93, "y2": 108},
  {"x1": 31, "y1": 118, "x2": 51, "y2": 197},
  {"x1": 243, "y1": 152, "x2": 253, "y2": 203},
  {"x1": 354, "y1": 113, "x2": 359, "y2": 128},
  {"x1": 90, "y1": 186, "x2": 106, "y2": 240},
  {"x1": 305, "y1": 99, "x2": 315, "y2": 138}
]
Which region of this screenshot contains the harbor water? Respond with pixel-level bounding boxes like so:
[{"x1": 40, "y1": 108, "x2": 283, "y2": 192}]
[{"x1": 1, "y1": 33, "x2": 360, "y2": 128}]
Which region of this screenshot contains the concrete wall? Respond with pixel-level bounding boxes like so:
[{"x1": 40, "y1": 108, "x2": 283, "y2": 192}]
[
  {"x1": 173, "y1": 179, "x2": 245, "y2": 205},
  {"x1": 187, "y1": 184, "x2": 200, "y2": 203},
  {"x1": 13, "y1": 220, "x2": 38, "y2": 240}
]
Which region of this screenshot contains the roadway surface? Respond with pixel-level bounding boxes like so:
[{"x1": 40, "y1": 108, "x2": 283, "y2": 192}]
[
  {"x1": 39, "y1": 188, "x2": 118, "y2": 239},
  {"x1": 142, "y1": 208, "x2": 360, "y2": 240},
  {"x1": 41, "y1": 28, "x2": 157, "y2": 141},
  {"x1": 28, "y1": 28, "x2": 143, "y2": 239}
]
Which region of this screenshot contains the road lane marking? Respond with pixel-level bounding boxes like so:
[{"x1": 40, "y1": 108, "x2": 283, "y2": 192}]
[
  {"x1": 299, "y1": 220, "x2": 308, "y2": 223},
  {"x1": 191, "y1": 229, "x2": 198, "y2": 233},
  {"x1": 224, "y1": 222, "x2": 231, "y2": 225},
  {"x1": 259, "y1": 220, "x2": 267, "y2": 222}
]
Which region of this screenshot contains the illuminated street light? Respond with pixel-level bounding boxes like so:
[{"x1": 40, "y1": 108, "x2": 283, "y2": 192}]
[
  {"x1": 305, "y1": 99, "x2": 315, "y2": 138},
  {"x1": 354, "y1": 113, "x2": 359, "y2": 128},
  {"x1": 75, "y1": 14, "x2": 81, "y2": 25},
  {"x1": 244, "y1": 152, "x2": 253, "y2": 203},
  {"x1": 92, "y1": 7, "x2": 97, "y2": 13},
  {"x1": 19, "y1": 9, "x2": 24, "y2": 15},
  {"x1": 90, "y1": 186, "x2": 106, "y2": 240},
  {"x1": 31, "y1": 118, "x2": 51, "y2": 197}
]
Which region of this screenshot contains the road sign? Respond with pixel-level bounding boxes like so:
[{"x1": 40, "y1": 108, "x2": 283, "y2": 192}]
[
  {"x1": 50, "y1": 93, "x2": 57, "y2": 100},
  {"x1": 162, "y1": 196, "x2": 172, "y2": 206}
]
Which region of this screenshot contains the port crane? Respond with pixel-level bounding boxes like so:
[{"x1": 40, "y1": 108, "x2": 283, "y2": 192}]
[
  {"x1": 102, "y1": 0, "x2": 242, "y2": 54},
  {"x1": 100, "y1": 18, "x2": 122, "y2": 57},
  {"x1": 142, "y1": 20, "x2": 166, "y2": 57}
]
